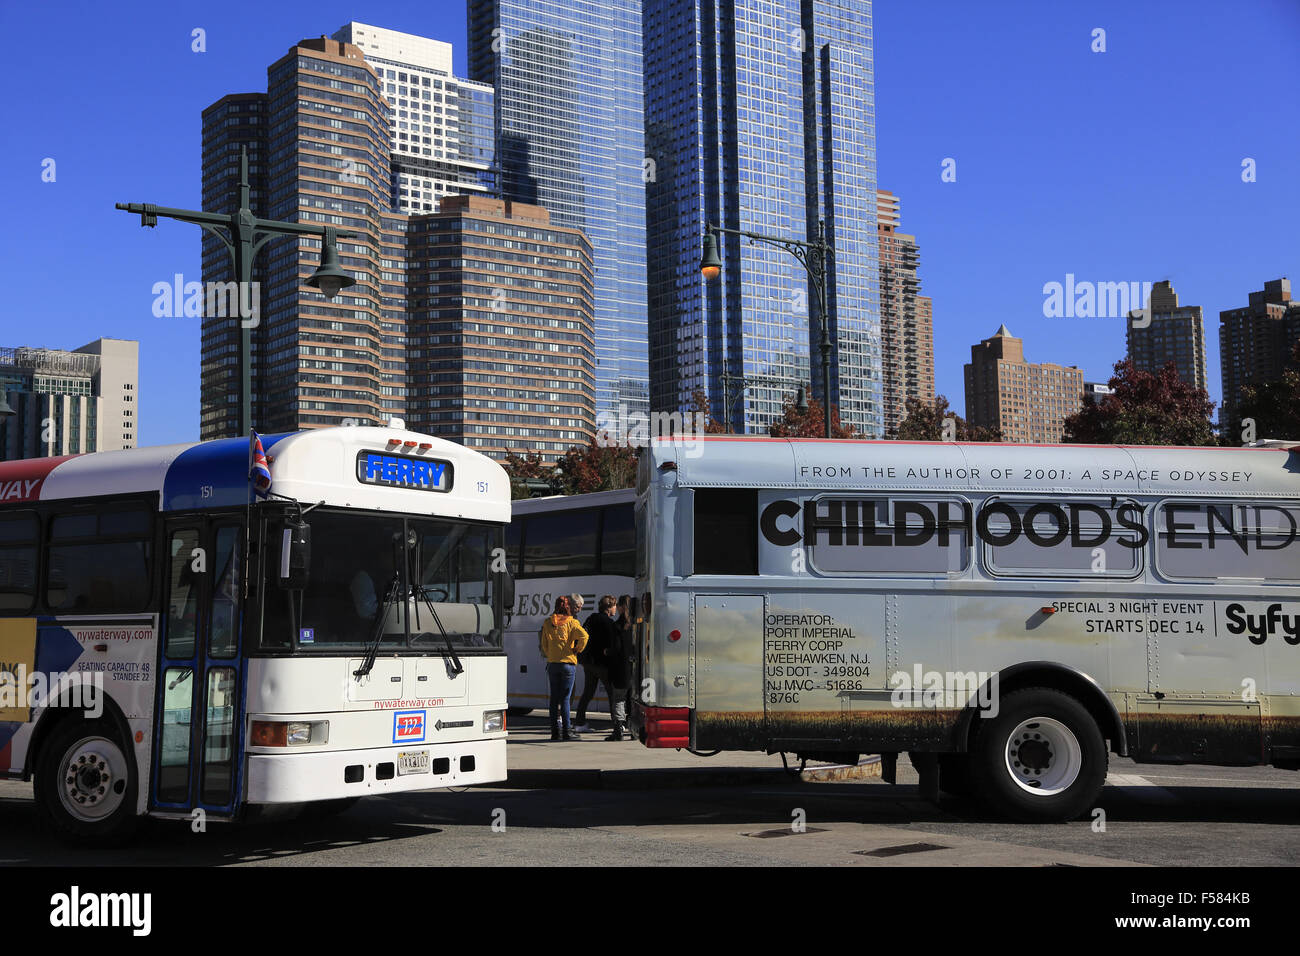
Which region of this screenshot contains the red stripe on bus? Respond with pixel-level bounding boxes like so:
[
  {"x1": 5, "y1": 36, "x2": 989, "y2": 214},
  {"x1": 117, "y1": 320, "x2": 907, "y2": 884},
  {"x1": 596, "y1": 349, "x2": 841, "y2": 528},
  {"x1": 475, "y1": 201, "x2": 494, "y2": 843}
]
[{"x1": 0, "y1": 455, "x2": 79, "y2": 503}]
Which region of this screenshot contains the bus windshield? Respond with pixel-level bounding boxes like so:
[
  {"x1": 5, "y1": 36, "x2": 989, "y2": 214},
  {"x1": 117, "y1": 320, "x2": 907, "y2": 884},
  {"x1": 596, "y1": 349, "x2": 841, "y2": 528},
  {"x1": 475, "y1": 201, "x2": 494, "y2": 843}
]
[{"x1": 261, "y1": 509, "x2": 504, "y2": 651}]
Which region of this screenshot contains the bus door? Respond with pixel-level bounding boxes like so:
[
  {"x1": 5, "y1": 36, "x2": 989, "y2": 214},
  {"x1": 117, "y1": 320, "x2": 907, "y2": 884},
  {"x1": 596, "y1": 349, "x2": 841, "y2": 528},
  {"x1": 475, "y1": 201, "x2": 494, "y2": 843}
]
[{"x1": 152, "y1": 516, "x2": 247, "y2": 818}]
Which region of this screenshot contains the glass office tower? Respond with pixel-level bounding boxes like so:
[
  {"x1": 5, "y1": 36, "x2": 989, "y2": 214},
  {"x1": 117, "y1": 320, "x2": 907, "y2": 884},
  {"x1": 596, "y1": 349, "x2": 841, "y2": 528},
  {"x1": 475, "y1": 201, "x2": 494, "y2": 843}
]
[
  {"x1": 468, "y1": 0, "x2": 650, "y2": 433},
  {"x1": 644, "y1": 0, "x2": 881, "y2": 435}
]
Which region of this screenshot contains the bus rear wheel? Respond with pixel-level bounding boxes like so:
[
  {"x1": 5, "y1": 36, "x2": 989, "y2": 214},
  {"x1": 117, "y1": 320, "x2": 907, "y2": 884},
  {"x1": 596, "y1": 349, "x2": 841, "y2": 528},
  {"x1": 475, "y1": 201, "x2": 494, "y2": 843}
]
[
  {"x1": 970, "y1": 688, "x2": 1107, "y2": 823},
  {"x1": 35, "y1": 718, "x2": 140, "y2": 845}
]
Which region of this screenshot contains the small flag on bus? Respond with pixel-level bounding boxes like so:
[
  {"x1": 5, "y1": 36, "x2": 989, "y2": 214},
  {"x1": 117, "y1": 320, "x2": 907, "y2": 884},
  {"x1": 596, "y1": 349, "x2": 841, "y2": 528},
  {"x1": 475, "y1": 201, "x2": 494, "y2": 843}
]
[{"x1": 249, "y1": 430, "x2": 272, "y2": 498}]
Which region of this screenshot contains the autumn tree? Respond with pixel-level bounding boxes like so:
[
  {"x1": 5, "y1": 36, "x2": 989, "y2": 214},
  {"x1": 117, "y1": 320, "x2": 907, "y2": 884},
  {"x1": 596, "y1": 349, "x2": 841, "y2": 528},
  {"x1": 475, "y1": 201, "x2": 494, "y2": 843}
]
[
  {"x1": 1233, "y1": 340, "x2": 1300, "y2": 444},
  {"x1": 501, "y1": 449, "x2": 558, "y2": 500},
  {"x1": 687, "y1": 388, "x2": 729, "y2": 434},
  {"x1": 1063, "y1": 359, "x2": 1216, "y2": 446},
  {"x1": 768, "y1": 392, "x2": 857, "y2": 438},
  {"x1": 555, "y1": 436, "x2": 640, "y2": 495},
  {"x1": 893, "y1": 395, "x2": 1002, "y2": 441}
]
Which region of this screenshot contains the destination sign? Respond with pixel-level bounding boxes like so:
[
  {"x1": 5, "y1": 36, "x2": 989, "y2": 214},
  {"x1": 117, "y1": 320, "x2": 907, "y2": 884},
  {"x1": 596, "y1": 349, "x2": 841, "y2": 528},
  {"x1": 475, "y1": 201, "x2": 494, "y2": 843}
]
[{"x1": 356, "y1": 451, "x2": 453, "y2": 493}]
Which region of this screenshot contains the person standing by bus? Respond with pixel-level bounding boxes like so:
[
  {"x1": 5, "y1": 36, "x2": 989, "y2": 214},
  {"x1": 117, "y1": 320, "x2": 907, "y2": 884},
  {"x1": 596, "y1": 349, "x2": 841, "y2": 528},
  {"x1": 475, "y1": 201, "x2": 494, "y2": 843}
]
[
  {"x1": 615, "y1": 594, "x2": 635, "y2": 734},
  {"x1": 573, "y1": 594, "x2": 610, "y2": 734},
  {"x1": 540, "y1": 595, "x2": 589, "y2": 741},
  {"x1": 603, "y1": 595, "x2": 632, "y2": 740}
]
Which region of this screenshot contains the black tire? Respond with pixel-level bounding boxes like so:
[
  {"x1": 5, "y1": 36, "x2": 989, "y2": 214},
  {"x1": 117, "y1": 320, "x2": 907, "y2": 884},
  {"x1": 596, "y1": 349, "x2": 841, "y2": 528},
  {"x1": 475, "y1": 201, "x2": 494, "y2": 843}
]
[
  {"x1": 938, "y1": 753, "x2": 975, "y2": 798},
  {"x1": 969, "y1": 687, "x2": 1107, "y2": 823},
  {"x1": 34, "y1": 718, "x2": 140, "y2": 845},
  {"x1": 506, "y1": 706, "x2": 533, "y2": 717}
]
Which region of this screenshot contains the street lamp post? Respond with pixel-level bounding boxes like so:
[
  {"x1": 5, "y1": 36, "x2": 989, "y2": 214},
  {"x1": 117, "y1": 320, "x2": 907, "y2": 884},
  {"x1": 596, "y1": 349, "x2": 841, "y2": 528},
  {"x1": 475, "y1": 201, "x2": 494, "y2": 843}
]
[
  {"x1": 116, "y1": 147, "x2": 358, "y2": 436},
  {"x1": 700, "y1": 220, "x2": 835, "y2": 438}
]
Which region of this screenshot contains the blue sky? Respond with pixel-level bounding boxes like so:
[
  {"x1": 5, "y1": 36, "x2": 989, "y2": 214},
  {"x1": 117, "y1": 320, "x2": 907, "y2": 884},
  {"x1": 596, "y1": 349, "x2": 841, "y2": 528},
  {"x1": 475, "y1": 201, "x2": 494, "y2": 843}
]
[{"x1": 2, "y1": 0, "x2": 1297, "y2": 445}]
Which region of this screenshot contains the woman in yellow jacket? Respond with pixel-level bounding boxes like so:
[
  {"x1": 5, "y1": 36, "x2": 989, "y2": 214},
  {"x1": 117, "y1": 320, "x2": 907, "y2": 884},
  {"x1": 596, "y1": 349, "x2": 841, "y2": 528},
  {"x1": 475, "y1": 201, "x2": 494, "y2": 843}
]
[{"x1": 540, "y1": 595, "x2": 589, "y2": 740}]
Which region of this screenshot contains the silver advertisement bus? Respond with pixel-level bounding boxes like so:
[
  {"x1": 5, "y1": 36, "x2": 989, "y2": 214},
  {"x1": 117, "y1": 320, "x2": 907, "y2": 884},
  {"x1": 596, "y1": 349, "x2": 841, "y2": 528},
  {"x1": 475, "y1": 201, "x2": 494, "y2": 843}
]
[{"x1": 631, "y1": 436, "x2": 1300, "y2": 822}]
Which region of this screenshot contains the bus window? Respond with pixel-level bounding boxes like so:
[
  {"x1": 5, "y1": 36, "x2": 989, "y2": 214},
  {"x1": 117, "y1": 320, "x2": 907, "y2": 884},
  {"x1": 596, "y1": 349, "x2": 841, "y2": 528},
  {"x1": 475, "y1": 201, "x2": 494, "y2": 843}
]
[
  {"x1": 411, "y1": 518, "x2": 503, "y2": 648},
  {"x1": 210, "y1": 526, "x2": 241, "y2": 659},
  {"x1": 600, "y1": 504, "x2": 635, "y2": 575},
  {"x1": 505, "y1": 520, "x2": 523, "y2": 576},
  {"x1": 522, "y1": 509, "x2": 597, "y2": 577},
  {"x1": 165, "y1": 528, "x2": 201, "y2": 658},
  {"x1": 694, "y1": 489, "x2": 757, "y2": 575},
  {"x1": 46, "y1": 505, "x2": 152, "y2": 612},
  {"x1": 1157, "y1": 502, "x2": 1300, "y2": 581},
  {"x1": 262, "y1": 511, "x2": 407, "y2": 647},
  {"x1": 985, "y1": 499, "x2": 1141, "y2": 577},
  {"x1": 806, "y1": 497, "x2": 971, "y2": 574},
  {"x1": 0, "y1": 512, "x2": 37, "y2": 613}
]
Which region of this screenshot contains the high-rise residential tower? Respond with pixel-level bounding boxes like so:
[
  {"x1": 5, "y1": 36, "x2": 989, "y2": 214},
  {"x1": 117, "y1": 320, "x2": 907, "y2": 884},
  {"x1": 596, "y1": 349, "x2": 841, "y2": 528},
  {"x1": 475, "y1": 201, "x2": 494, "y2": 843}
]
[
  {"x1": 331, "y1": 22, "x2": 495, "y2": 212},
  {"x1": 1219, "y1": 277, "x2": 1300, "y2": 432},
  {"x1": 201, "y1": 31, "x2": 502, "y2": 440},
  {"x1": 467, "y1": 0, "x2": 650, "y2": 431},
  {"x1": 201, "y1": 37, "x2": 404, "y2": 438},
  {"x1": 964, "y1": 325, "x2": 1083, "y2": 443},
  {"x1": 1125, "y1": 280, "x2": 1207, "y2": 392},
  {"x1": 0, "y1": 339, "x2": 138, "y2": 460},
  {"x1": 407, "y1": 196, "x2": 596, "y2": 460},
  {"x1": 644, "y1": 0, "x2": 881, "y2": 435},
  {"x1": 877, "y1": 189, "x2": 934, "y2": 435}
]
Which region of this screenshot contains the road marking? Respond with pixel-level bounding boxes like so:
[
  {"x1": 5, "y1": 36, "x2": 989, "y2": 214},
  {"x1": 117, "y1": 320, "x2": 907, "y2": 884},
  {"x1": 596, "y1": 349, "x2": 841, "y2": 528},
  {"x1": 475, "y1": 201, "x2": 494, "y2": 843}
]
[{"x1": 1105, "y1": 773, "x2": 1156, "y2": 787}]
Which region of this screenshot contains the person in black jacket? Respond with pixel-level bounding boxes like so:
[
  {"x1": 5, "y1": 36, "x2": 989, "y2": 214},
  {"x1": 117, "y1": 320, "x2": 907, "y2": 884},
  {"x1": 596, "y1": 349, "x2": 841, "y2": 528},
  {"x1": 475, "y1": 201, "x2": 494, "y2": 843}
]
[
  {"x1": 580, "y1": 595, "x2": 627, "y2": 739},
  {"x1": 613, "y1": 594, "x2": 635, "y2": 730}
]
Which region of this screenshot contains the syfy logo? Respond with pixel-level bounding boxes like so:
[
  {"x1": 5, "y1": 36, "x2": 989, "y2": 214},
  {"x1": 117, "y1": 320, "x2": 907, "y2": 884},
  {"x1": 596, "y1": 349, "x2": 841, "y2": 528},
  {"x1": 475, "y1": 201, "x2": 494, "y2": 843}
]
[
  {"x1": 1225, "y1": 603, "x2": 1300, "y2": 646},
  {"x1": 393, "y1": 710, "x2": 426, "y2": 743}
]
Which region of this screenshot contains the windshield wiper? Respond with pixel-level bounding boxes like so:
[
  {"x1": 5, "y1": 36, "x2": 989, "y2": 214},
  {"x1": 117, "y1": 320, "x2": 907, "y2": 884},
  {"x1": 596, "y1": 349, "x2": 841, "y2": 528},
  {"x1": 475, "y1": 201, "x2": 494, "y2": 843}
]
[
  {"x1": 410, "y1": 584, "x2": 464, "y2": 677},
  {"x1": 353, "y1": 571, "x2": 403, "y2": 679}
]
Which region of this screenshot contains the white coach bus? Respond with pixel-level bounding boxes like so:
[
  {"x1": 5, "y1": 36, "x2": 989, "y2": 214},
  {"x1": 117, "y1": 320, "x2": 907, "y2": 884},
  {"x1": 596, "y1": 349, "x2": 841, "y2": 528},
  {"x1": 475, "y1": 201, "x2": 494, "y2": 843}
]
[
  {"x1": 631, "y1": 436, "x2": 1300, "y2": 822},
  {"x1": 503, "y1": 489, "x2": 635, "y2": 713},
  {"x1": 0, "y1": 425, "x2": 512, "y2": 842}
]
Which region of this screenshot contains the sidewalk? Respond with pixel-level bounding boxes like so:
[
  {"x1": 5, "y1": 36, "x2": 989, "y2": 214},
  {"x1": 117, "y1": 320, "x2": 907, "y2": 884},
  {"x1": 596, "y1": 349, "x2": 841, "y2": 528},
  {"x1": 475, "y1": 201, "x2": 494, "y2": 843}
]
[{"x1": 500, "y1": 712, "x2": 880, "y2": 790}]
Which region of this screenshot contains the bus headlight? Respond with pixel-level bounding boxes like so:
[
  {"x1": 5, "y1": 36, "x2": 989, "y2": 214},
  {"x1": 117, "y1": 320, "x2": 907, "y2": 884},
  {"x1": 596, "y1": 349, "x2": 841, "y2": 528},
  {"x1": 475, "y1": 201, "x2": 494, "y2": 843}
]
[
  {"x1": 482, "y1": 710, "x2": 505, "y2": 733},
  {"x1": 251, "y1": 720, "x2": 329, "y2": 747}
]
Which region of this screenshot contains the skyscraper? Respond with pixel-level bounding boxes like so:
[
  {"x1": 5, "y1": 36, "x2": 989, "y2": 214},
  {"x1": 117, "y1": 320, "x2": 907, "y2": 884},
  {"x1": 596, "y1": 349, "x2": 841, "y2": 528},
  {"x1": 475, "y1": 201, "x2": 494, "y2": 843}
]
[
  {"x1": 201, "y1": 31, "x2": 500, "y2": 440},
  {"x1": 1125, "y1": 280, "x2": 1207, "y2": 392},
  {"x1": 201, "y1": 37, "x2": 402, "y2": 438},
  {"x1": 1219, "y1": 277, "x2": 1300, "y2": 432},
  {"x1": 643, "y1": 0, "x2": 881, "y2": 435},
  {"x1": 964, "y1": 325, "x2": 1083, "y2": 443},
  {"x1": 877, "y1": 189, "x2": 934, "y2": 435},
  {"x1": 331, "y1": 23, "x2": 495, "y2": 212},
  {"x1": 407, "y1": 195, "x2": 596, "y2": 460},
  {"x1": 468, "y1": 0, "x2": 650, "y2": 431}
]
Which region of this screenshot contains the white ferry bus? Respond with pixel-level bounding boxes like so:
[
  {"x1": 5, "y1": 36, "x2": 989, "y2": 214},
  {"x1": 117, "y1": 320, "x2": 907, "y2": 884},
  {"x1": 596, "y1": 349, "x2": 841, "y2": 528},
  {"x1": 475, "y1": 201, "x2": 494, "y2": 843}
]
[
  {"x1": 503, "y1": 489, "x2": 635, "y2": 714},
  {"x1": 631, "y1": 436, "x2": 1300, "y2": 821},
  {"x1": 0, "y1": 425, "x2": 512, "y2": 842}
]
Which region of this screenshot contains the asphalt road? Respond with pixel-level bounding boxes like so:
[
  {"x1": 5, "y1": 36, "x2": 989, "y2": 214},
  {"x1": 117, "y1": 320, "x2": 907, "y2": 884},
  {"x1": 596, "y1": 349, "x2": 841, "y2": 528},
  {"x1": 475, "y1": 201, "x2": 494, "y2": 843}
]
[{"x1": 2, "y1": 755, "x2": 1297, "y2": 867}]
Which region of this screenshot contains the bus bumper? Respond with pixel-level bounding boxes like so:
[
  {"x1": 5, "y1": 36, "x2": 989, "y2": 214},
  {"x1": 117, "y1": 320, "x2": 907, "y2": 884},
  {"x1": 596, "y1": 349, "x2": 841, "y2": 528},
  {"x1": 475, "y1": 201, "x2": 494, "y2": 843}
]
[{"x1": 244, "y1": 737, "x2": 506, "y2": 803}]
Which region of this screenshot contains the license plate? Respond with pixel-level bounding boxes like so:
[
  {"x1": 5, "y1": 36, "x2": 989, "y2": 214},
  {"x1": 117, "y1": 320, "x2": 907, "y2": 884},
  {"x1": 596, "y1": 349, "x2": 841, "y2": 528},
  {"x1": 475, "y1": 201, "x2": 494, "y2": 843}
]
[{"x1": 398, "y1": 750, "x2": 430, "y2": 775}]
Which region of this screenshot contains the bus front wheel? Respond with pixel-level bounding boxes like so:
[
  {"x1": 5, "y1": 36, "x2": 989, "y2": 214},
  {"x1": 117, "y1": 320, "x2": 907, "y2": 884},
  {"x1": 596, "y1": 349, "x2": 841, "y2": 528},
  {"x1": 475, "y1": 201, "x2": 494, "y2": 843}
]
[
  {"x1": 970, "y1": 688, "x2": 1107, "y2": 823},
  {"x1": 34, "y1": 718, "x2": 140, "y2": 844}
]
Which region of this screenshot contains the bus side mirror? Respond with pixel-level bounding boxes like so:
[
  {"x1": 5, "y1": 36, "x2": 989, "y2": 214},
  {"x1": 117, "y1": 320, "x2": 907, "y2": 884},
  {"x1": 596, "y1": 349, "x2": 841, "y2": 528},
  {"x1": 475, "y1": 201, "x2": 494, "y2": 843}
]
[
  {"x1": 279, "y1": 520, "x2": 311, "y2": 589},
  {"x1": 501, "y1": 569, "x2": 515, "y2": 609}
]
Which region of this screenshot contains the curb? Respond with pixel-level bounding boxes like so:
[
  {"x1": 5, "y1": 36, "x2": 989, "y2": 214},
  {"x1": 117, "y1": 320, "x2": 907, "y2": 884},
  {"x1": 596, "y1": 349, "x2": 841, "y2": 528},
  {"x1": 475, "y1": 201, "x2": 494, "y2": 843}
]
[{"x1": 496, "y1": 756, "x2": 881, "y2": 791}]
